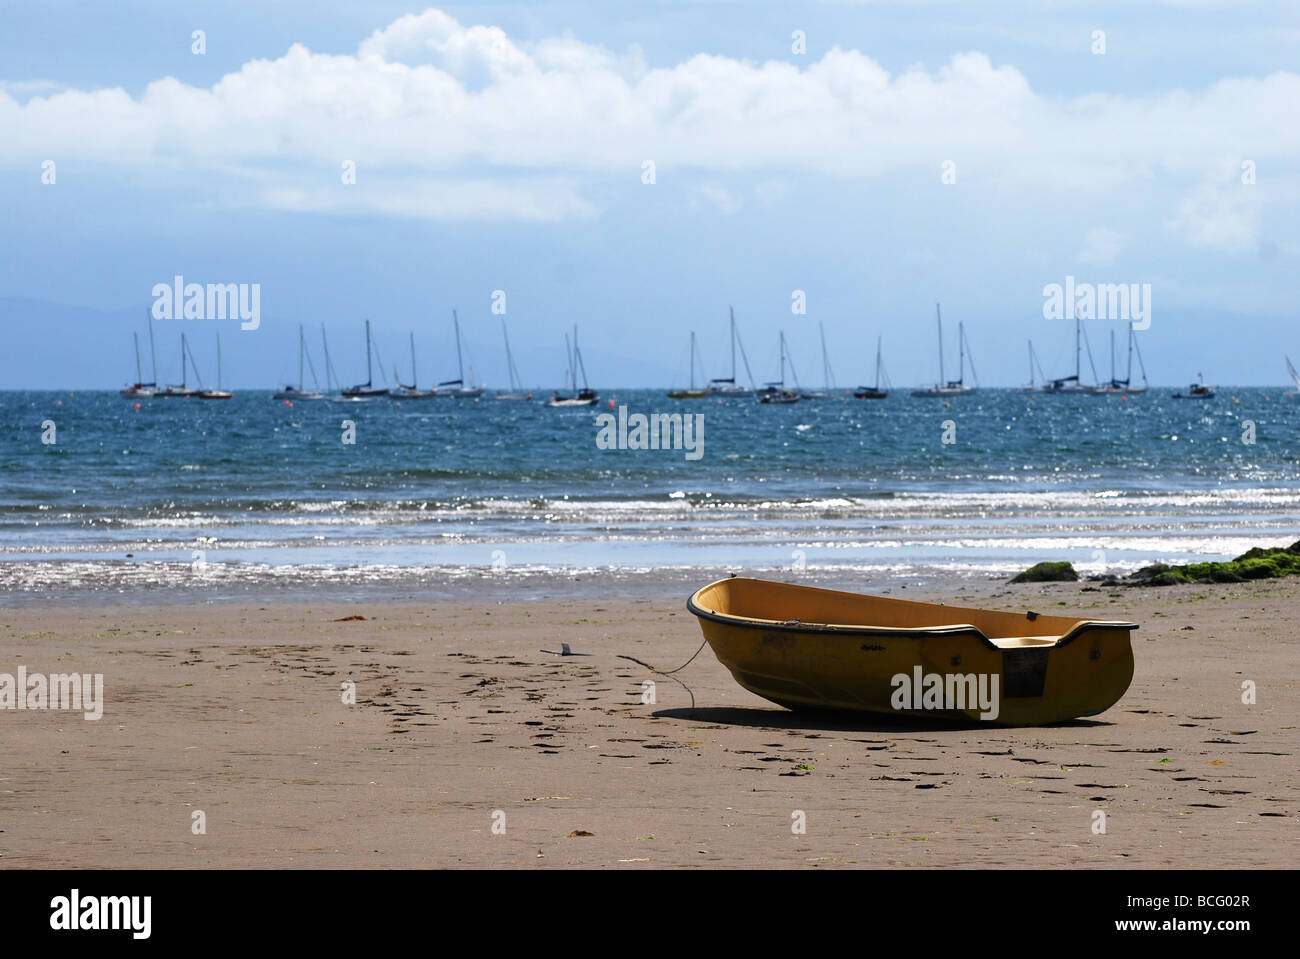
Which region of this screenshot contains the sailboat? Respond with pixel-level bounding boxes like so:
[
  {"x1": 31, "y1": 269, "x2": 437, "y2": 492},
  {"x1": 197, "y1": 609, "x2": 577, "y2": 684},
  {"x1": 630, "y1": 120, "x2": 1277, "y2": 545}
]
[
  {"x1": 121, "y1": 316, "x2": 160, "y2": 398},
  {"x1": 197, "y1": 334, "x2": 233, "y2": 399},
  {"x1": 435, "y1": 310, "x2": 484, "y2": 398},
  {"x1": 800, "y1": 322, "x2": 836, "y2": 399},
  {"x1": 157, "y1": 334, "x2": 200, "y2": 397},
  {"x1": 1123, "y1": 325, "x2": 1148, "y2": 394},
  {"x1": 548, "y1": 328, "x2": 599, "y2": 407},
  {"x1": 758, "y1": 332, "x2": 800, "y2": 404},
  {"x1": 320, "y1": 325, "x2": 364, "y2": 403},
  {"x1": 391, "y1": 333, "x2": 436, "y2": 399},
  {"x1": 853, "y1": 336, "x2": 890, "y2": 399},
  {"x1": 1040, "y1": 311, "x2": 1095, "y2": 394},
  {"x1": 912, "y1": 304, "x2": 978, "y2": 397},
  {"x1": 1091, "y1": 325, "x2": 1147, "y2": 395},
  {"x1": 1173, "y1": 373, "x2": 1216, "y2": 399},
  {"x1": 1018, "y1": 341, "x2": 1047, "y2": 394},
  {"x1": 668, "y1": 331, "x2": 708, "y2": 399},
  {"x1": 341, "y1": 320, "x2": 389, "y2": 397},
  {"x1": 494, "y1": 319, "x2": 533, "y2": 400},
  {"x1": 1287, "y1": 356, "x2": 1300, "y2": 392},
  {"x1": 274, "y1": 324, "x2": 326, "y2": 400},
  {"x1": 707, "y1": 307, "x2": 756, "y2": 396}
]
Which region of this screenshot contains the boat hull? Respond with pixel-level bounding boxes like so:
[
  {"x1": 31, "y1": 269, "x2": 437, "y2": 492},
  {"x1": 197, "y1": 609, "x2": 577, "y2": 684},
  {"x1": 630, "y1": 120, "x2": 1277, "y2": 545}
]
[
  {"x1": 687, "y1": 577, "x2": 1136, "y2": 726},
  {"x1": 911, "y1": 386, "x2": 977, "y2": 397}
]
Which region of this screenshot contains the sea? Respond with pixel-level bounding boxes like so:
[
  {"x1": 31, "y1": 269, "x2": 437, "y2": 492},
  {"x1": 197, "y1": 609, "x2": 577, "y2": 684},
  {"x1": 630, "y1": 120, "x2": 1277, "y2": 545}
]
[{"x1": 2, "y1": 387, "x2": 1298, "y2": 604}]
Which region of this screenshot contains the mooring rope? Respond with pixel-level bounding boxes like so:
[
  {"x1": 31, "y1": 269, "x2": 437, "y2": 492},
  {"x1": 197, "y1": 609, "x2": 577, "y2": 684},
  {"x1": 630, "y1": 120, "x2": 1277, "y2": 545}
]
[{"x1": 617, "y1": 639, "x2": 708, "y2": 709}]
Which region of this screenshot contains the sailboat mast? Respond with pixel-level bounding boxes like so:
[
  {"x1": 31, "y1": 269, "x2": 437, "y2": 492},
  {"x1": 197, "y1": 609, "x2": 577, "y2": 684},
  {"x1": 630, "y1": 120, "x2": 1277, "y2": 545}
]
[
  {"x1": 298, "y1": 325, "x2": 305, "y2": 389},
  {"x1": 729, "y1": 307, "x2": 737, "y2": 380},
  {"x1": 180, "y1": 334, "x2": 187, "y2": 389},
  {"x1": 409, "y1": 332, "x2": 418, "y2": 388},
  {"x1": 1126, "y1": 323, "x2": 1134, "y2": 383},
  {"x1": 875, "y1": 336, "x2": 883, "y2": 390},
  {"x1": 819, "y1": 322, "x2": 831, "y2": 390},
  {"x1": 936, "y1": 303, "x2": 945, "y2": 385},
  {"x1": 1110, "y1": 329, "x2": 1116, "y2": 382},
  {"x1": 689, "y1": 331, "x2": 697, "y2": 389},
  {"x1": 1027, "y1": 340, "x2": 1033, "y2": 385},
  {"x1": 573, "y1": 326, "x2": 589, "y2": 389},
  {"x1": 133, "y1": 332, "x2": 143, "y2": 383},
  {"x1": 1075, "y1": 312, "x2": 1081, "y2": 380},
  {"x1": 502, "y1": 320, "x2": 520, "y2": 390},
  {"x1": 365, "y1": 319, "x2": 373, "y2": 386},
  {"x1": 147, "y1": 313, "x2": 158, "y2": 384},
  {"x1": 453, "y1": 310, "x2": 465, "y2": 383},
  {"x1": 958, "y1": 321, "x2": 965, "y2": 385}
]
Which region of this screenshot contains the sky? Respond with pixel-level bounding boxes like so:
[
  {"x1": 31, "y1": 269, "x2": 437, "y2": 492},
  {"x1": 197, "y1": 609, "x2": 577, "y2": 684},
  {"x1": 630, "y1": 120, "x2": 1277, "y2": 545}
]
[{"x1": 1, "y1": 0, "x2": 1298, "y2": 389}]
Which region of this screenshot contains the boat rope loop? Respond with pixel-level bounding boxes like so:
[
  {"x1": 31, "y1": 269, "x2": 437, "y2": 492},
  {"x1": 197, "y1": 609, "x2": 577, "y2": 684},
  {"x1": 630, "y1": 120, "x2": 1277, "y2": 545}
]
[{"x1": 617, "y1": 640, "x2": 707, "y2": 709}]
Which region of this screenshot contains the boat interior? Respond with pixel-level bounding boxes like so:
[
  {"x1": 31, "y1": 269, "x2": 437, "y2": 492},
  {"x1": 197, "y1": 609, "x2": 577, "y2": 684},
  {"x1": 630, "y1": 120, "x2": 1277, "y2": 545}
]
[{"x1": 689, "y1": 577, "x2": 1135, "y2": 647}]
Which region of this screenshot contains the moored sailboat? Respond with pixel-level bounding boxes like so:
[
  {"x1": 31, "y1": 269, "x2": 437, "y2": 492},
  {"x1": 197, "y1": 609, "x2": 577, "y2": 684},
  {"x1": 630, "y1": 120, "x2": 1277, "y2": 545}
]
[
  {"x1": 1018, "y1": 340, "x2": 1047, "y2": 394},
  {"x1": 707, "y1": 307, "x2": 756, "y2": 396},
  {"x1": 435, "y1": 310, "x2": 484, "y2": 398},
  {"x1": 800, "y1": 322, "x2": 836, "y2": 399},
  {"x1": 156, "y1": 333, "x2": 200, "y2": 397},
  {"x1": 391, "y1": 332, "x2": 437, "y2": 399},
  {"x1": 342, "y1": 320, "x2": 390, "y2": 397},
  {"x1": 1040, "y1": 312, "x2": 1095, "y2": 394},
  {"x1": 548, "y1": 327, "x2": 598, "y2": 407},
  {"x1": 757, "y1": 331, "x2": 800, "y2": 404},
  {"x1": 667, "y1": 331, "x2": 708, "y2": 399},
  {"x1": 197, "y1": 333, "x2": 233, "y2": 399},
  {"x1": 493, "y1": 319, "x2": 532, "y2": 400},
  {"x1": 853, "y1": 336, "x2": 890, "y2": 399},
  {"x1": 912, "y1": 304, "x2": 978, "y2": 397},
  {"x1": 121, "y1": 317, "x2": 160, "y2": 398},
  {"x1": 274, "y1": 324, "x2": 326, "y2": 400}
]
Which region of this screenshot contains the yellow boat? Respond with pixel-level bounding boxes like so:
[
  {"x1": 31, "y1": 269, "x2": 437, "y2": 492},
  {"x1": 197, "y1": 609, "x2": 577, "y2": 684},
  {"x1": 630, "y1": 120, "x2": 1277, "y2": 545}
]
[{"x1": 687, "y1": 577, "x2": 1136, "y2": 726}]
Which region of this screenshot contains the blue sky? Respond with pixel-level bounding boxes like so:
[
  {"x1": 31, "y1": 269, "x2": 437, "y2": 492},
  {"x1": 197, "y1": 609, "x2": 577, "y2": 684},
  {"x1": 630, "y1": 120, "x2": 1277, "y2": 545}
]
[{"x1": 2, "y1": 1, "x2": 1297, "y2": 389}]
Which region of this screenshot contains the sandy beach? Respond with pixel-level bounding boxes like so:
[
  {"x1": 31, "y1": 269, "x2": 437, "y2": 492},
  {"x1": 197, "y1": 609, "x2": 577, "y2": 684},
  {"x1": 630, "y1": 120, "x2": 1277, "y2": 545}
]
[{"x1": 3, "y1": 575, "x2": 1296, "y2": 869}]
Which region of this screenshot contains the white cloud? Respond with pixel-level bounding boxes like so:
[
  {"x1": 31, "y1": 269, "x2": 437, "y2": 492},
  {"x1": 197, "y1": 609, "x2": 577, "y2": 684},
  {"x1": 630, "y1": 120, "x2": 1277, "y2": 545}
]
[
  {"x1": 695, "y1": 184, "x2": 742, "y2": 214},
  {"x1": 2, "y1": 6, "x2": 1297, "y2": 231},
  {"x1": 1077, "y1": 227, "x2": 1125, "y2": 265},
  {"x1": 1167, "y1": 182, "x2": 1262, "y2": 254},
  {"x1": 260, "y1": 176, "x2": 598, "y2": 221}
]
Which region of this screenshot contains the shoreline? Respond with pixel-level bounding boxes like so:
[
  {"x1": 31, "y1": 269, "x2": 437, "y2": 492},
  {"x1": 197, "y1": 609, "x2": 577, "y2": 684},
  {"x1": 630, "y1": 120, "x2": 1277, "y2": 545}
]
[{"x1": 3, "y1": 576, "x2": 1296, "y2": 868}]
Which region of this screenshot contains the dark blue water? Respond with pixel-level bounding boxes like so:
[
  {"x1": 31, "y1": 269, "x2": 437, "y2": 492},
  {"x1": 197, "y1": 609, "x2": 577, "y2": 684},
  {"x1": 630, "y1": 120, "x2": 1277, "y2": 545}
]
[{"x1": 3, "y1": 388, "x2": 1298, "y2": 600}]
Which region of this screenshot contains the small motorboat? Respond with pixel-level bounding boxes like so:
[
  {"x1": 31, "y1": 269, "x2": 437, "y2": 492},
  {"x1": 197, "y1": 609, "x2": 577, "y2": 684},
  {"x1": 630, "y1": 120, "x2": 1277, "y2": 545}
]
[
  {"x1": 687, "y1": 577, "x2": 1136, "y2": 726},
  {"x1": 1172, "y1": 373, "x2": 1215, "y2": 399}
]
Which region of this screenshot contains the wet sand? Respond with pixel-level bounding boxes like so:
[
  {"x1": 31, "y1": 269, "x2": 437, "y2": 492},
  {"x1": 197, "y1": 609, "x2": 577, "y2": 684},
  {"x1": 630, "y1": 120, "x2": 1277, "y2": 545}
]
[{"x1": 2, "y1": 576, "x2": 1297, "y2": 868}]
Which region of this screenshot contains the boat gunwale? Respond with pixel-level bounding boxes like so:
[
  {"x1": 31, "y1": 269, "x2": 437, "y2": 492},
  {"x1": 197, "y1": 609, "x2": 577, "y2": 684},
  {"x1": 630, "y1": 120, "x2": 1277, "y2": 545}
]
[{"x1": 686, "y1": 578, "x2": 1137, "y2": 653}]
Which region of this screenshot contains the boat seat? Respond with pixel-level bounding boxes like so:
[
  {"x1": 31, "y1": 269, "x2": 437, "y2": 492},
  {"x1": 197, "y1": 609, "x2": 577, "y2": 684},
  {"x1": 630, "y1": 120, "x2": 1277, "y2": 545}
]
[{"x1": 989, "y1": 636, "x2": 1060, "y2": 649}]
